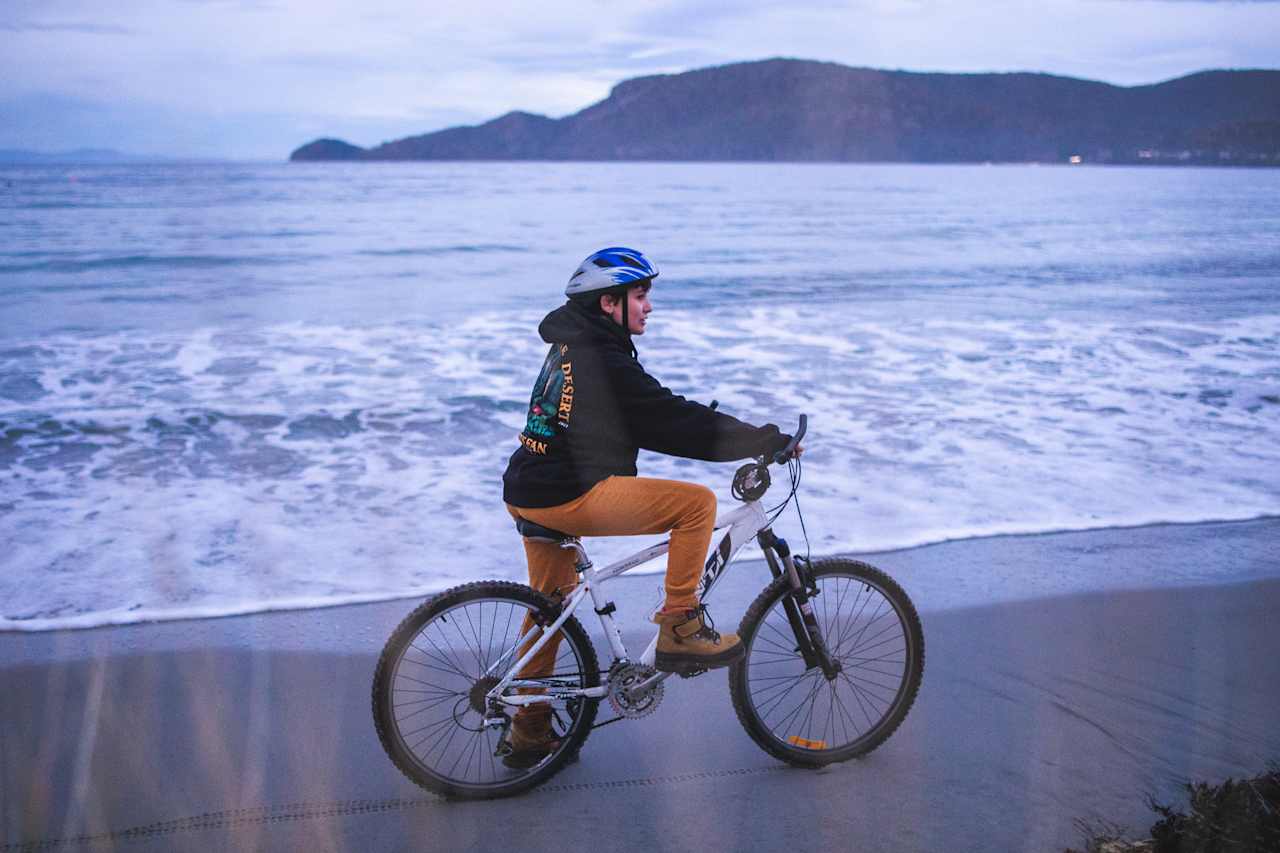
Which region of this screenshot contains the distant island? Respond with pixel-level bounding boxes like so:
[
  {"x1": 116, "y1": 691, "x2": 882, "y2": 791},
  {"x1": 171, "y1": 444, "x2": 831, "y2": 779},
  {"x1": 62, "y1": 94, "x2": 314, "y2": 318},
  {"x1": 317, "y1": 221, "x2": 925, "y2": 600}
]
[{"x1": 290, "y1": 58, "x2": 1279, "y2": 166}]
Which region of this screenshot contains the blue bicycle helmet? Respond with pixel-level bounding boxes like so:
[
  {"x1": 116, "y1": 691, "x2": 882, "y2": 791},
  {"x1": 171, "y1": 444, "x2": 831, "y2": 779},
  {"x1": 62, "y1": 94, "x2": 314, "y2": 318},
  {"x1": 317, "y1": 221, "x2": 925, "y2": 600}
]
[{"x1": 565, "y1": 247, "x2": 659, "y2": 297}]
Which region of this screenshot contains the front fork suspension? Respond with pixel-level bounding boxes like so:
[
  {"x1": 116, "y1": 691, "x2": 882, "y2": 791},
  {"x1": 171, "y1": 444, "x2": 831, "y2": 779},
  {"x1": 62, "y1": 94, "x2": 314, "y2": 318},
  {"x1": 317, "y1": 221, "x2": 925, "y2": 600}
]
[{"x1": 757, "y1": 530, "x2": 841, "y2": 680}]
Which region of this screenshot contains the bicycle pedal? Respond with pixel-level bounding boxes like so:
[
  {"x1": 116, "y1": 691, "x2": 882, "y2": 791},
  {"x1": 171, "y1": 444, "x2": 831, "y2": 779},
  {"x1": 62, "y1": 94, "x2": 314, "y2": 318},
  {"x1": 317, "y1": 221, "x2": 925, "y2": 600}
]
[{"x1": 675, "y1": 665, "x2": 709, "y2": 679}]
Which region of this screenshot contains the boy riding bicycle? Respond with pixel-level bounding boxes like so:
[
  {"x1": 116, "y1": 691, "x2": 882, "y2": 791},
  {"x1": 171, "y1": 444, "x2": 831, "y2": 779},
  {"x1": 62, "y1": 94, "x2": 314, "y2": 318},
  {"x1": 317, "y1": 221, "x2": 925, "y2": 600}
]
[{"x1": 502, "y1": 247, "x2": 798, "y2": 764}]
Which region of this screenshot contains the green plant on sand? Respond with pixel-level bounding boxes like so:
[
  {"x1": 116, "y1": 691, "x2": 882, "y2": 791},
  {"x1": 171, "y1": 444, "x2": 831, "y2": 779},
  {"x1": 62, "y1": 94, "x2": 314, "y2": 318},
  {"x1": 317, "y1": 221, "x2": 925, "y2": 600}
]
[{"x1": 1069, "y1": 763, "x2": 1280, "y2": 853}]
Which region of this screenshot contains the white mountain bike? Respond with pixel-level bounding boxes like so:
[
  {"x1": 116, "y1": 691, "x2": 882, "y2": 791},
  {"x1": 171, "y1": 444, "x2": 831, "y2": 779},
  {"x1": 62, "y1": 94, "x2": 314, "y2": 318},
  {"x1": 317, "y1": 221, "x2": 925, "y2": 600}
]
[{"x1": 372, "y1": 416, "x2": 924, "y2": 799}]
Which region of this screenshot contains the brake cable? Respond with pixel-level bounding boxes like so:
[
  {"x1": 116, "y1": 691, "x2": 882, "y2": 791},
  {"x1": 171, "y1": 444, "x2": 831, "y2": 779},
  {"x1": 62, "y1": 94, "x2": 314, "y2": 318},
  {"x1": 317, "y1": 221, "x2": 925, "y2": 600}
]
[{"x1": 764, "y1": 455, "x2": 812, "y2": 565}]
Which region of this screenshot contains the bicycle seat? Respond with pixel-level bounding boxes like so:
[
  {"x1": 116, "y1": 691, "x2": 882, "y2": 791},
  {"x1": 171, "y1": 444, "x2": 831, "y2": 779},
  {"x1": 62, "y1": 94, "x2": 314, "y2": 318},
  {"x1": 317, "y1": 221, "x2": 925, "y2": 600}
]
[{"x1": 514, "y1": 518, "x2": 575, "y2": 543}]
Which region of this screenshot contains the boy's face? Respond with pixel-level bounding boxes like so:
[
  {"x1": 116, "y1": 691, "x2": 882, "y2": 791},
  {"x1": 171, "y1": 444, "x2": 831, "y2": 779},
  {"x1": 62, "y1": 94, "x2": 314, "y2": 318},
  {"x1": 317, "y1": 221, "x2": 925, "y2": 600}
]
[{"x1": 602, "y1": 285, "x2": 652, "y2": 335}]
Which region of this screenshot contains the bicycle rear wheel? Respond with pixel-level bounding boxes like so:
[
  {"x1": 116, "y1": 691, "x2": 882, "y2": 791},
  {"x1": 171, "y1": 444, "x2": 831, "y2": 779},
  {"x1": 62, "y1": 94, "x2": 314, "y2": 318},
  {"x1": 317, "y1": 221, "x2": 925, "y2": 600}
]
[
  {"x1": 372, "y1": 581, "x2": 599, "y2": 799},
  {"x1": 729, "y1": 559, "x2": 924, "y2": 766}
]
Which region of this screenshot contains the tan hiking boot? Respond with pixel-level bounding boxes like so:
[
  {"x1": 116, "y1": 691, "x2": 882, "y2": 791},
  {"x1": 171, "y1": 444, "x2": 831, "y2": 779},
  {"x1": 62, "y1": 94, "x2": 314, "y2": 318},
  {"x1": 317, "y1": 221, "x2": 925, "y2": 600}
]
[
  {"x1": 502, "y1": 711, "x2": 561, "y2": 769},
  {"x1": 652, "y1": 605, "x2": 744, "y2": 673}
]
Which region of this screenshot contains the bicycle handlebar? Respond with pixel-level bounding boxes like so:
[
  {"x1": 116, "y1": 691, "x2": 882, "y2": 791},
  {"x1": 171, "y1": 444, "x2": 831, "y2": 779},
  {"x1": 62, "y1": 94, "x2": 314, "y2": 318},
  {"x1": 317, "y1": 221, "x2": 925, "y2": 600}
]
[{"x1": 772, "y1": 414, "x2": 807, "y2": 465}]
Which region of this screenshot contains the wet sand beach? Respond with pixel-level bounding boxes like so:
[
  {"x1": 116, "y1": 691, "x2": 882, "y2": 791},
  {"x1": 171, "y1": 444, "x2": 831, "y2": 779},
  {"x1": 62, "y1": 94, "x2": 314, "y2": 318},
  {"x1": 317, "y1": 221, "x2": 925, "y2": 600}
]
[{"x1": 3, "y1": 518, "x2": 1278, "y2": 852}]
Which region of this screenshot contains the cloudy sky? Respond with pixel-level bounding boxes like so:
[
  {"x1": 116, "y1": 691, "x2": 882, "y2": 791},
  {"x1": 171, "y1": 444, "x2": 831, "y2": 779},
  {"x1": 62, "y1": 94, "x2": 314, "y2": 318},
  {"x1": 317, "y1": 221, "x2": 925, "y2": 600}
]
[{"x1": 2, "y1": 0, "x2": 1277, "y2": 159}]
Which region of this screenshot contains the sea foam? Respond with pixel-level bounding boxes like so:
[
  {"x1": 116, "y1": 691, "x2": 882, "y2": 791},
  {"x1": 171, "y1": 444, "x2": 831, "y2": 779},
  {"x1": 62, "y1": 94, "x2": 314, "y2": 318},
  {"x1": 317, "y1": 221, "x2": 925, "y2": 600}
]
[{"x1": 2, "y1": 307, "x2": 1278, "y2": 630}]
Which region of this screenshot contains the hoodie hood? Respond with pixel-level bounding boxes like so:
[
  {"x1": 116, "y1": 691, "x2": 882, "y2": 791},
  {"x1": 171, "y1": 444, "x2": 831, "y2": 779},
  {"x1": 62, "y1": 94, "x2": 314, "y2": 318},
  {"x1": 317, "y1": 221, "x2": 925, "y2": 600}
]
[{"x1": 538, "y1": 300, "x2": 633, "y2": 352}]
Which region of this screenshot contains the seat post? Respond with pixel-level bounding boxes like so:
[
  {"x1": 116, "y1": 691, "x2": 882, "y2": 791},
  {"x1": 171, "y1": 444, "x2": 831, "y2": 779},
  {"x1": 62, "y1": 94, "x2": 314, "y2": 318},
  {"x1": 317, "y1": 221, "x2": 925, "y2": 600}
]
[{"x1": 559, "y1": 539, "x2": 592, "y2": 573}]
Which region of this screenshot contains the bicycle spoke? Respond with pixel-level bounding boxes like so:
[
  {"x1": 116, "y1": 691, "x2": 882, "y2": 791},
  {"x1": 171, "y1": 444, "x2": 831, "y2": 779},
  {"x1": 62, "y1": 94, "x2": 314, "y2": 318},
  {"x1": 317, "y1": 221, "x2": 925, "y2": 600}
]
[
  {"x1": 837, "y1": 618, "x2": 903, "y2": 660},
  {"x1": 450, "y1": 608, "x2": 484, "y2": 678},
  {"x1": 462, "y1": 604, "x2": 483, "y2": 673},
  {"x1": 842, "y1": 667, "x2": 905, "y2": 696},
  {"x1": 481, "y1": 600, "x2": 498, "y2": 672},
  {"x1": 774, "y1": 675, "x2": 824, "y2": 741},
  {"x1": 757, "y1": 622, "x2": 801, "y2": 656},
  {"x1": 408, "y1": 712, "x2": 461, "y2": 756},
  {"x1": 838, "y1": 669, "x2": 885, "y2": 730},
  {"x1": 832, "y1": 678, "x2": 860, "y2": 741},
  {"x1": 797, "y1": 674, "x2": 821, "y2": 741},
  {"x1": 752, "y1": 668, "x2": 817, "y2": 722},
  {"x1": 830, "y1": 583, "x2": 875, "y2": 658},
  {"x1": 446, "y1": 723, "x2": 482, "y2": 778},
  {"x1": 755, "y1": 676, "x2": 810, "y2": 728},
  {"x1": 833, "y1": 580, "x2": 878, "y2": 653},
  {"x1": 749, "y1": 672, "x2": 811, "y2": 684},
  {"x1": 500, "y1": 603, "x2": 516, "y2": 662},
  {"x1": 407, "y1": 635, "x2": 471, "y2": 680},
  {"x1": 843, "y1": 640, "x2": 906, "y2": 662},
  {"x1": 393, "y1": 692, "x2": 459, "y2": 719},
  {"x1": 750, "y1": 677, "x2": 809, "y2": 713},
  {"x1": 423, "y1": 619, "x2": 475, "y2": 681},
  {"x1": 841, "y1": 598, "x2": 889, "y2": 662}
]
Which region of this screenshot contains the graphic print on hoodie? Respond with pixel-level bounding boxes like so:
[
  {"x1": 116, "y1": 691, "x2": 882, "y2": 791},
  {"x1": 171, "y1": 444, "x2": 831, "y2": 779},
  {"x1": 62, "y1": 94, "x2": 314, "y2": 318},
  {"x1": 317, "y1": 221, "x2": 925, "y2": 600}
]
[{"x1": 520, "y1": 344, "x2": 571, "y2": 455}]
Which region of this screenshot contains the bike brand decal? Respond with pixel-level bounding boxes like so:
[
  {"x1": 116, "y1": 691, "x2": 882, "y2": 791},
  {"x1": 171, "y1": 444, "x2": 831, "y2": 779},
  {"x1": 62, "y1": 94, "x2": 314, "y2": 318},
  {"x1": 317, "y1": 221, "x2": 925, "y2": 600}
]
[
  {"x1": 786, "y1": 735, "x2": 828, "y2": 750},
  {"x1": 698, "y1": 534, "x2": 734, "y2": 598},
  {"x1": 611, "y1": 541, "x2": 670, "y2": 574}
]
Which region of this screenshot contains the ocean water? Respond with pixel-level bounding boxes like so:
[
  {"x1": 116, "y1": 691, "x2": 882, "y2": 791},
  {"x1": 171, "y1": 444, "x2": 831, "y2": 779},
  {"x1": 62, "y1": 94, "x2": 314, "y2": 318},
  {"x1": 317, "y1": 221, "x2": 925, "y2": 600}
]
[{"x1": 1, "y1": 162, "x2": 1278, "y2": 630}]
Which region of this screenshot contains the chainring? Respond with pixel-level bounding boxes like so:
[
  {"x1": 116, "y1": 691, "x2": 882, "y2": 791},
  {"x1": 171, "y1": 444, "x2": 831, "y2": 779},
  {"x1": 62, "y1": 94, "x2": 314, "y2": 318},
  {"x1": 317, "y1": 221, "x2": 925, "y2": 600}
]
[{"x1": 607, "y1": 662, "x2": 664, "y2": 719}]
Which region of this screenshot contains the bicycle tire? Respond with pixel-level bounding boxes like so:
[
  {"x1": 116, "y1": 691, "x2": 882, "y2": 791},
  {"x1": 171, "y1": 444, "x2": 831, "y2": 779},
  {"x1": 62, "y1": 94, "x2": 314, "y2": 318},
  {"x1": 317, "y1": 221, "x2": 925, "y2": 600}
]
[
  {"x1": 372, "y1": 581, "x2": 600, "y2": 799},
  {"x1": 729, "y1": 559, "x2": 924, "y2": 767}
]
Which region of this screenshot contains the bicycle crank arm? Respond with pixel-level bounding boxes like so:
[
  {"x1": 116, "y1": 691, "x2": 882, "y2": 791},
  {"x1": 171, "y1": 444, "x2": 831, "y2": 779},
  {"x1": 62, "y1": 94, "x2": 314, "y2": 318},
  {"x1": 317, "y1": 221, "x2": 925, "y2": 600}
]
[{"x1": 625, "y1": 670, "x2": 671, "y2": 699}]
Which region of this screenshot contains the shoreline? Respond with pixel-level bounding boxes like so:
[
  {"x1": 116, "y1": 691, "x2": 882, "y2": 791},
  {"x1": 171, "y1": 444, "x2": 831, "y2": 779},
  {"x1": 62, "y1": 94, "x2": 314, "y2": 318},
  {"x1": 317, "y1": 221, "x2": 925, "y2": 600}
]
[
  {"x1": 3, "y1": 514, "x2": 1279, "y2": 636},
  {"x1": 852, "y1": 511, "x2": 1280, "y2": 555}
]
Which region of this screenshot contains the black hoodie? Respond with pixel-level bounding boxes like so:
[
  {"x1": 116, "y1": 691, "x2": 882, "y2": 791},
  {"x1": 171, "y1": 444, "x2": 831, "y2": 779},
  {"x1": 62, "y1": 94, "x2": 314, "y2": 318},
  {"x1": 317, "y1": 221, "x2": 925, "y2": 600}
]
[{"x1": 502, "y1": 300, "x2": 790, "y2": 508}]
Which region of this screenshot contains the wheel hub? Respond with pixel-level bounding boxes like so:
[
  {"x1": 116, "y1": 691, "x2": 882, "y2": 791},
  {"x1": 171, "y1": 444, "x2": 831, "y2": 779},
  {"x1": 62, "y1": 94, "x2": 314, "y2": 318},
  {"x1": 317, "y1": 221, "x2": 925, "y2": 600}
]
[{"x1": 469, "y1": 675, "x2": 501, "y2": 715}]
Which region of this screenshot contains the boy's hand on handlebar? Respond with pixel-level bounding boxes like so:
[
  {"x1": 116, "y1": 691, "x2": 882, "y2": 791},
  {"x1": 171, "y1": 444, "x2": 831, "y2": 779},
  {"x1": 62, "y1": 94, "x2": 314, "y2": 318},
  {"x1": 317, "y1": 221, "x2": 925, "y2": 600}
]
[
  {"x1": 769, "y1": 415, "x2": 807, "y2": 465},
  {"x1": 778, "y1": 442, "x2": 803, "y2": 462}
]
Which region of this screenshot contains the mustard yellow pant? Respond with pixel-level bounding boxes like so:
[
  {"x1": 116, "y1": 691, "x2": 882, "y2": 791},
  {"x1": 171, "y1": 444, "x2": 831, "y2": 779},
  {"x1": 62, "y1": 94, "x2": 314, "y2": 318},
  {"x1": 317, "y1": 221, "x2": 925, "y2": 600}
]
[{"x1": 505, "y1": 475, "x2": 716, "y2": 706}]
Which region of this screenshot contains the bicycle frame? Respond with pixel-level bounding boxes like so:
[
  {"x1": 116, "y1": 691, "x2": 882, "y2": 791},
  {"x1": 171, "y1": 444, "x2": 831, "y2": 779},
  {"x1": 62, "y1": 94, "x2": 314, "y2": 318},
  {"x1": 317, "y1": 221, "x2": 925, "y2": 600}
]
[{"x1": 486, "y1": 499, "x2": 770, "y2": 711}]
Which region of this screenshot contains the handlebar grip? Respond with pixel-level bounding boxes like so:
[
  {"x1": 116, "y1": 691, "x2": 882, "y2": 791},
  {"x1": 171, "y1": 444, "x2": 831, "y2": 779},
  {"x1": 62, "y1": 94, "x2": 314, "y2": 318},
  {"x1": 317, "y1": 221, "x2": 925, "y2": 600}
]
[{"x1": 772, "y1": 414, "x2": 807, "y2": 464}]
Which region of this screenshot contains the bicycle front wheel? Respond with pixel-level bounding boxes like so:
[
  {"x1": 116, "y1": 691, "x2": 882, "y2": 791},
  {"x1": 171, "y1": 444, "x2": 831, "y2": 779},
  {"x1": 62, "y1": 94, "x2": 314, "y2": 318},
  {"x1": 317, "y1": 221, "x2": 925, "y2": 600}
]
[
  {"x1": 372, "y1": 581, "x2": 600, "y2": 799},
  {"x1": 729, "y1": 559, "x2": 924, "y2": 766}
]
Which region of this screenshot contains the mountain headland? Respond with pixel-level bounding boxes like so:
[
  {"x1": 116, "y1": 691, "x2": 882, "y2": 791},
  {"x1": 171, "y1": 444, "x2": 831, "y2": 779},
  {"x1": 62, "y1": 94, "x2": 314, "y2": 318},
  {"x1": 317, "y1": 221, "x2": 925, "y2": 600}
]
[{"x1": 291, "y1": 58, "x2": 1280, "y2": 166}]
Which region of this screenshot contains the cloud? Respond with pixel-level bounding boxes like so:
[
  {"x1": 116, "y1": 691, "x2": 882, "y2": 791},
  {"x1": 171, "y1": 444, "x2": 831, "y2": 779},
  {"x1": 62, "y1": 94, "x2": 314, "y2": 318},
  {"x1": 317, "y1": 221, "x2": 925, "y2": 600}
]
[
  {"x1": 0, "y1": 91, "x2": 474, "y2": 159},
  {"x1": 170, "y1": 0, "x2": 282, "y2": 8},
  {"x1": 0, "y1": 20, "x2": 135, "y2": 34}
]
